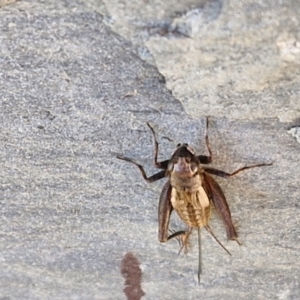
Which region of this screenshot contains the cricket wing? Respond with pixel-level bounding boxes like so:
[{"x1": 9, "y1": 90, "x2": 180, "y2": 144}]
[
  {"x1": 202, "y1": 172, "x2": 238, "y2": 241},
  {"x1": 158, "y1": 180, "x2": 173, "y2": 243}
]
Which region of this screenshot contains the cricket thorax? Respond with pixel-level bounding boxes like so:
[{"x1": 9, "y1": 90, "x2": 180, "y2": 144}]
[
  {"x1": 170, "y1": 172, "x2": 203, "y2": 193},
  {"x1": 170, "y1": 186, "x2": 211, "y2": 228},
  {"x1": 168, "y1": 145, "x2": 212, "y2": 227}
]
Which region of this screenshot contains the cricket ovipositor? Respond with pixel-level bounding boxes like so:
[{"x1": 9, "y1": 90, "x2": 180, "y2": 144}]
[{"x1": 117, "y1": 118, "x2": 272, "y2": 282}]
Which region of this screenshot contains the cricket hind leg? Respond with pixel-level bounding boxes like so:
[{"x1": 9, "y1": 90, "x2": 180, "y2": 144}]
[
  {"x1": 167, "y1": 227, "x2": 193, "y2": 255},
  {"x1": 169, "y1": 227, "x2": 203, "y2": 283}
]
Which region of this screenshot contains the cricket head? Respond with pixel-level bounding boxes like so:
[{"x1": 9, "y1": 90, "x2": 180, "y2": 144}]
[{"x1": 168, "y1": 143, "x2": 199, "y2": 177}]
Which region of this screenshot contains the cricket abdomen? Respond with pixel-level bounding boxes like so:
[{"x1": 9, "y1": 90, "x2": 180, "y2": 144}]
[{"x1": 170, "y1": 187, "x2": 211, "y2": 228}]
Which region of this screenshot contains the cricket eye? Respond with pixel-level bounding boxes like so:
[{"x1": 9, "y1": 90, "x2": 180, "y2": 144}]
[{"x1": 177, "y1": 143, "x2": 181, "y2": 147}]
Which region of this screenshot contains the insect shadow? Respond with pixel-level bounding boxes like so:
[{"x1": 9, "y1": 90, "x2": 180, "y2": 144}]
[{"x1": 117, "y1": 117, "x2": 272, "y2": 283}]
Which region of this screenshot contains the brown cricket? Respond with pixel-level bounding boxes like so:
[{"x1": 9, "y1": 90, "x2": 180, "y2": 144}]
[{"x1": 117, "y1": 118, "x2": 272, "y2": 282}]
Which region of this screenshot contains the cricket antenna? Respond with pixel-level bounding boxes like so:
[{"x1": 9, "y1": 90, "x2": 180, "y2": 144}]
[{"x1": 205, "y1": 225, "x2": 231, "y2": 256}]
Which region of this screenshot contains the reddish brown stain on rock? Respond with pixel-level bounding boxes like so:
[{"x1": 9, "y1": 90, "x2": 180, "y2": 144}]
[{"x1": 121, "y1": 252, "x2": 145, "y2": 300}]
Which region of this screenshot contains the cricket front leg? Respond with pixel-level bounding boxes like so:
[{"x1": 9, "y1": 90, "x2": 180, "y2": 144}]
[
  {"x1": 117, "y1": 155, "x2": 166, "y2": 183},
  {"x1": 147, "y1": 122, "x2": 169, "y2": 169},
  {"x1": 198, "y1": 116, "x2": 213, "y2": 164}
]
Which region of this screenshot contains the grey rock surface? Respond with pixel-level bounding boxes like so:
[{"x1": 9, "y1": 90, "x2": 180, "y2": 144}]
[
  {"x1": 99, "y1": 0, "x2": 300, "y2": 121},
  {"x1": 0, "y1": 1, "x2": 299, "y2": 300}
]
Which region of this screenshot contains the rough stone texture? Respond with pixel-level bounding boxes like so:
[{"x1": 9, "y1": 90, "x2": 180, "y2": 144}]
[
  {"x1": 0, "y1": 1, "x2": 299, "y2": 300},
  {"x1": 288, "y1": 126, "x2": 300, "y2": 144},
  {"x1": 0, "y1": 0, "x2": 16, "y2": 8},
  {"x1": 98, "y1": 0, "x2": 300, "y2": 121}
]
